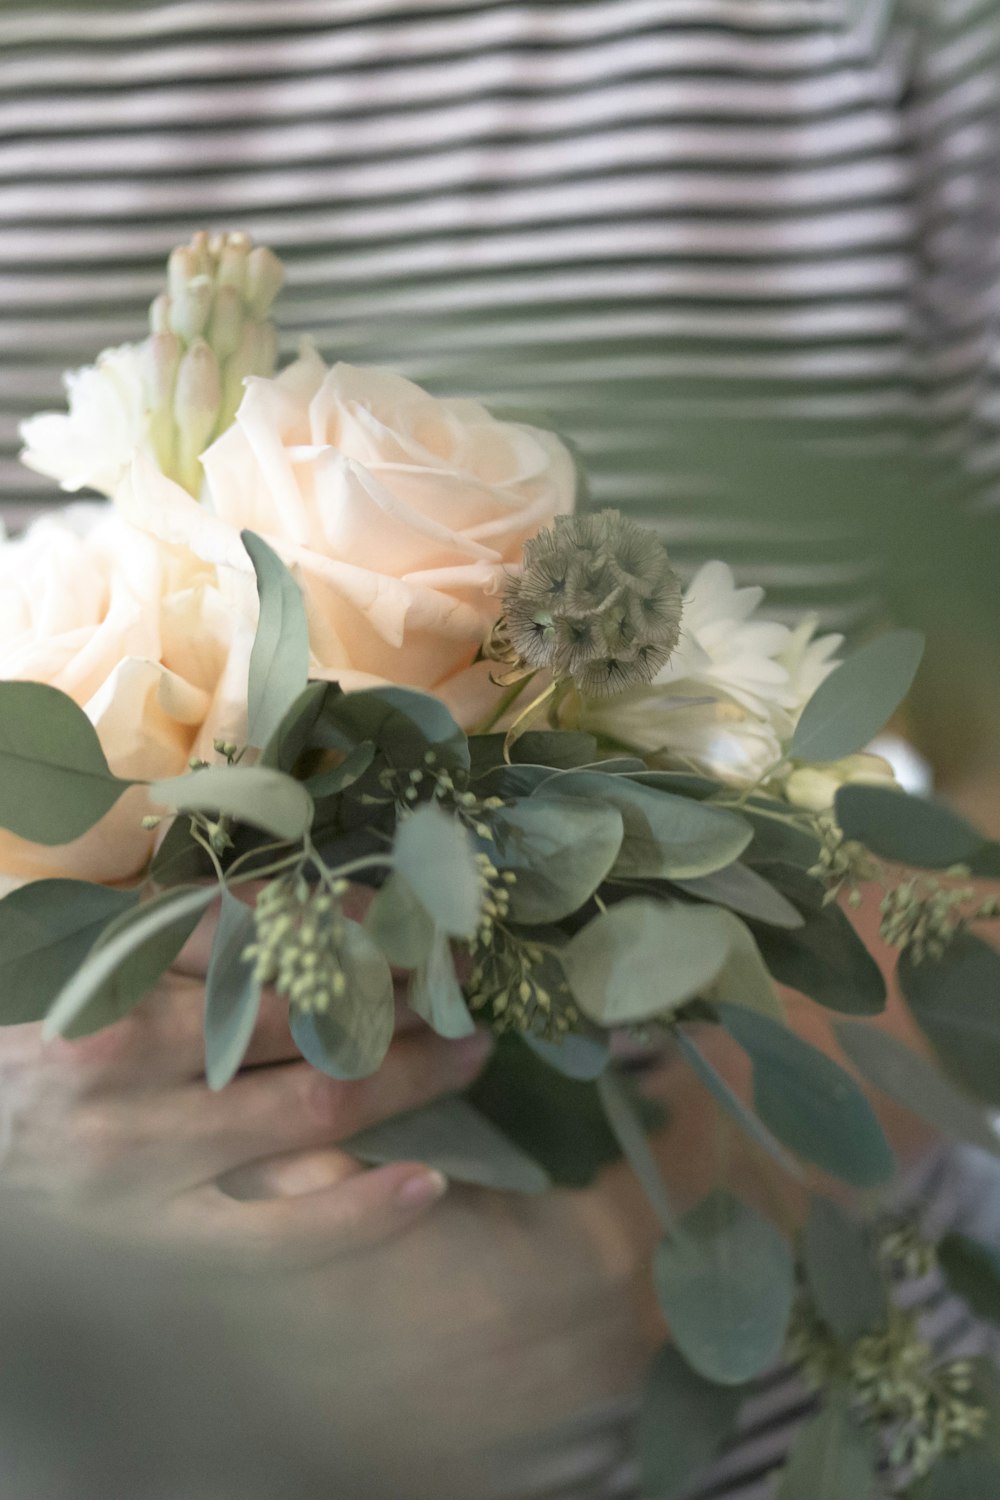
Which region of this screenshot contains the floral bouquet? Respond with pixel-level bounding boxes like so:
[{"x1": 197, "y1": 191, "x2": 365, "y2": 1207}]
[{"x1": 5, "y1": 233, "x2": 1000, "y2": 1498}]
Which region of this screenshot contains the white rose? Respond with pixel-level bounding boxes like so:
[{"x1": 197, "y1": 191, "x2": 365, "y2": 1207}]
[
  {"x1": 19, "y1": 346, "x2": 150, "y2": 499},
  {"x1": 115, "y1": 351, "x2": 576, "y2": 730},
  {"x1": 0, "y1": 506, "x2": 247, "y2": 887}
]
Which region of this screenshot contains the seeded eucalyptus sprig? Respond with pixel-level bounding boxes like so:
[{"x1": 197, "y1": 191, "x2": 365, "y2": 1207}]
[{"x1": 484, "y1": 511, "x2": 683, "y2": 742}]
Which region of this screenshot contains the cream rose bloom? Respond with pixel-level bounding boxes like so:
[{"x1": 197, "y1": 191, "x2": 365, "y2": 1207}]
[
  {"x1": 0, "y1": 507, "x2": 249, "y2": 888},
  {"x1": 116, "y1": 351, "x2": 576, "y2": 730},
  {"x1": 19, "y1": 345, "x2": 151, "y2": 500}
]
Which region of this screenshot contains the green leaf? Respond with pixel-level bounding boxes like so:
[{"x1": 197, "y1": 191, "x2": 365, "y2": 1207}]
[
  {"x1": 489, "y1": 798, "x2": 623, "y2": 923},
  {"x1": 346, "y1": 1095, "x2": 549, "y2": 1193},
  {"x1": 638, "y1": 1343, "x2": 743, "y2": 1500},
  {"x1": 149, "y1": 814, "x2": 212, "y2": 885},
  {"x1": 243, "y1": 530, "x2": 311, "y2": 751},
  {"x1": 523, "y1": 1029, "x2": 610, "y2": 1082},
  {"x1": 151, "y1": 765, "x2": 314, "y2": 843},
  {"x1": 510, "y1": 730, "x2": 598, "y2": 768},
  {"x1": 776, "y1": 1396, "x2": 877, "y2": 1500},
  {"x1": 533, "y1": 772, "x2": 752, "y2": 879},
  {"x1": 598, "y1": 1070, "x2": 676, "y2": 1233},
  {"x1": 653, "y1": 1190, "x2": 795, "y2": 1384},
  {"x1": 304, "y1": 743, "x2": 375, "y2": 799},
  {"x1": 720, "y1": 1005, "x2": 896, "y2": 1188},
  {"x1": 753, "y1": 882, "x2": 886, "y2": 1017},
  {"x1": 938, "y1": 1234, "x2": 1000, "y2": 1325},
  {"x1": 320, "y1": 685, "x2": 469, "y2": 772},
  {"x1": 289, "y1": 919, "x2": 394, "y2": 1080},
  {"x1": 203, "y1": 889, "x2": 262, "y2": 1090},
  {"x1": 0, "y1": 880, "x2": 138, "y2": 1025},
  {"x1": 44, "y1": 885, "x2": 216, "y2": 1040},
  {"x1": 706, "y1": 915, "x2": 784, "y2": 1020},
  {"x1": 803, "y1": 1198, "x2": 887, "y2": 1342},
  {"x1": 0, "y1": 681, "x2": 131, "y2": 843},
  {"x1": 743, "y1": 809, "x2": 821, "y2": 868},
  {"x1": 562, "y1": 899, "x2": 734, "y2": 1026},
  {"x1": 408, "y1": 929, "x2": 476, "y2": 1040},
  {"x1": 676, "y1": 1031, "x2": 803, "y2": 1179},
  {"x1": 467, "y1": 1034, "x2": 643, "y2": 1187},
  {"x1": 790, "y1": 628, "x2": 924, "y2": 763},
  {"x1": 672, "y1": 862, "x2": 804, "y2": 930},
  {"x1": 834, "y1": 784, "x2": 984, "y2": 869},
  {"x1": 834, "y1": 1022, "x2": 1000, "y2": 1157},
  {"x1": 900, "y1": 935, "x2": 1000, "y2": 1107},
  {"x1": 393, "y1": 803, "x2": 481, "y2": 939},
  {"x1": 364, "y1": 873, "x2": 434, "y2": 969},
  {"x1": 259, "y1": 681, "x2": 332, "y2": 772}
]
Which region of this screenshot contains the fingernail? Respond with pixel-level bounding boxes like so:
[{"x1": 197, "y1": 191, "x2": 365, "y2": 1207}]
[
  {"x1": 396, "y1": 1168, "x2": 448, "y2": 1210},
  {"x1": 454, "y1": 1029, "x2": 495, "y2": 1079}
]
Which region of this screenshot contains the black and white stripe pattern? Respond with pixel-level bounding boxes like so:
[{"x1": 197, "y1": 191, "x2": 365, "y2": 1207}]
[{"x1": 1, "y1": 0, "x2": 998, "y2": 627}]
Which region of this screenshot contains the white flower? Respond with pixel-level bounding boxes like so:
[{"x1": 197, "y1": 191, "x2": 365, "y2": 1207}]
[
  {"x1": 19, "y1": 345, "x2": 151, "y2": 499},
  {"x1": 580, "y1": 560, "x2": 844, "y2": 786},
  {"x1": 0, "y1": 505, "x2": 248, "y2": 886},
  {"x1": 115, "y1": 351, "x2": 575, "y2": 731}
]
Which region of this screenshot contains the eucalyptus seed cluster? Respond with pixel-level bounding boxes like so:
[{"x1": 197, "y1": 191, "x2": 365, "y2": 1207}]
[
  {"x1": 466, "y1": 919, "x2": 577, "y2": 1038},
  {"x1": 849, "y1": 1311, "x2": 988, "y2": 1481},
  {"x1": 808, "y1": 816, "x2": 880, "y2": 906},
  {"x1": 243, "y1": 872, "x2": 350, "y2": 1014},
  {"x1": 371, "y1": 753, "x2": 505, "y2": 838},
  {"x1": 142, "y1": 231, "x2": 284, "y2": 494},
  {"x1": 495, "y1": 510, "x2": 683, "y2": 697},
  {"x1": 880, "y1": 872, "x2": 1000, "y2": 965}
]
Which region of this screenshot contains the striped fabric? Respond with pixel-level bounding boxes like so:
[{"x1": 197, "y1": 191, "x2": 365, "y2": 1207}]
[{"x1": 1, "y1": 0, "x2": 998, "y2": 629}]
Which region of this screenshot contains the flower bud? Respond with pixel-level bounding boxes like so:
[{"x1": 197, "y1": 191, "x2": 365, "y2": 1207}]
[
  {"x1": 245, "y1": 245, "x2": 285, "y2": 317},
  {"x1": 785, "y1": 752, "x2": 896, "y2": 812},
  {"x1": 149, "y1": 292, "x2": 172, "y2": 335},
  {"x1": 169, "y1": 274, "x2": 214, "y2": 342},
  {"x1": 167, "y1": 245, "x2": 201, "y2": 302},
  {"x1": 174, "y1": 339, "x2": 221, "y2": 494},
  {"x1": 216, "y1": 232, "x2": 251, "y2": 293},
  {"x1": 206, "y1": 284, "x2": 245, "y2": 361}
]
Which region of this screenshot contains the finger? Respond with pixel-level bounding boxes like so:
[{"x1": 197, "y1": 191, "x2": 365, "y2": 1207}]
[
  {"x1": 219, "y1": 1147, "x2": 358, "y2": 1201},
  {"x1": 167, "y1": 1160, "x2": 449, "y2": 1265},
  {"x1": 178, "y1": 1027, "x2": 494, "y2": 1183}
]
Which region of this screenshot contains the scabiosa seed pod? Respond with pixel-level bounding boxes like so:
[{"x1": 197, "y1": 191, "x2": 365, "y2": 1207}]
[{"x1": 500, "y1": 510, "x2": 683, "y2": 696}]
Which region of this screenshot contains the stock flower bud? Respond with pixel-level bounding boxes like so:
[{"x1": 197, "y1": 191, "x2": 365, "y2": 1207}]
[{"x1": 785, "y1": 752, "x2": 896, "y2": 812}]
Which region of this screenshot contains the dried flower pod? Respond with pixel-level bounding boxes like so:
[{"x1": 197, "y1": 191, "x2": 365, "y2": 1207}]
[{"x1": 501, "y1": 510, "x2": 683, "y2": 695}]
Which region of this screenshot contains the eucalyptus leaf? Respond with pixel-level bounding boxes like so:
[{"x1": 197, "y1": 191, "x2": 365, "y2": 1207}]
[
  {"x1": 598, "y1": 1070, "x2": 675, "y2": 1233},
  {"x1": 346, "y1": 1095, "x2": 549, "y2": 1193},
  {"x1": 204, "y1": 889, "x2": 262, "y2": 1090},
  {"x1": 743, "y1": 809, "x2": 822, "y2": 868},
  {"x1": 510, "y1": 731, "x2": 598, "y2": 768},
  {"x1": 753, "y1": 892, "x2": 886, "y2": 1016},
  {"x1": 790, "y1": 628, "x2": 924, "y2": 763},
  {"x1": 533, "y1": 772, "x2": 752, "y2": 879},
  {"x1": 364, "y1": 873, "x2": 434, "y2": 970},
  {"x1": 834, "y1": 1022, "x2": 1000, "y2": 1157},
  {"x1": 706, "y1": 915, "x2": 784, "y2": 1020},
  {"x1": 43, "y1": 885, "x2": 216, "y2": 1041},
  {"x1": 653, "y1": 1190, "x2": 795, "y2": 1385},
  {"x1": 638, "y1": 1343, "x2": 743, "y2": 1500},
  {"x1": 672, "y1": 862, "x2": 804, "y2": 930},
  {"x1": 803, "y1": 1198, "x2": 886, "y2": 1343},
  {"x1": 0, "y1": 681, "x2": 131, "y2": 843},
  {"x1": 151, "y1": 766, "x2": 314, "y2": 843},
  {"x1": 0, "y1": 880, "x2": 138, "y2": 1025},
  {"x1": 320, "y1": 685, "x2": 469, "y2": 772},
  {"x1": 289, "y1": 919, "x2": 393, "y2": 1080},
  {"x1": 899, "y1": 934, "x2": 1000, "y2": 1107},
  {"x1": 242, "y1": 530, "x2": 311, "y2": 751},
  {"x1": 776, "y1": 1396, "x2": 877, "y2": 1500},
  {"x1": 676, "y1": 1031, "x2": 803, "y2": 1179},
  {"x1": 523, "y1": 1029, "x2": 610, "y2": 1082},
  {"x1": 149, "y1": 814, "x2": 212, "y2": 885},
  {"x1": 720, "y1": 1005, "x2": 896, "y2": 1188},
  {"x1": 834, "y1": 784, "x2": 984, "y2": 869},
  {"x1": 562, "y1": 899, "x2": 733, "y2": 1026},
  {"x1": 938, "y1": 1234, "x2": 1000, "y2": 1325},
  {"x1": 393, "y1": 803, "x2": 481, "y2": 939},
  {"x1": 489, "y1": 797, "x2": 623, "y2": 923},
  {"x1": 304, "y1": 743, "x2": 375, "y2": 799},
  {"x1": 260, "y1": 681, "x2": 332, "y2": 772},
  {"x1": 408, "y1": 929, "x2": 476, "y2": 1039}
]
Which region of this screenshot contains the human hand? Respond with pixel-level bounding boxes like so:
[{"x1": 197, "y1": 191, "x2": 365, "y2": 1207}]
[{"x1": 0, "y1": 899, "x2": 493, "y2": 1263}]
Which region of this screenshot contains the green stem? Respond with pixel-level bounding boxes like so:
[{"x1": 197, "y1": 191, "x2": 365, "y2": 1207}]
[{"x1": 472, "y1": 672, "x2": 536, "y2": 735}]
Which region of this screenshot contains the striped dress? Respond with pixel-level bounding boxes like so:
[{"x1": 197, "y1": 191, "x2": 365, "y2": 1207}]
[{"x1": 1, "y1": 4, "x2": 999, "y2": 1497}]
